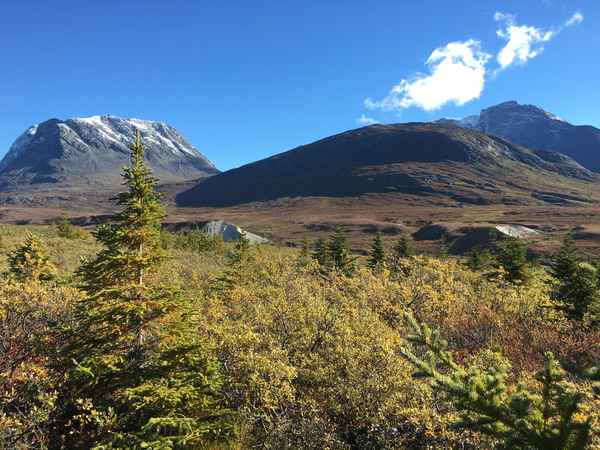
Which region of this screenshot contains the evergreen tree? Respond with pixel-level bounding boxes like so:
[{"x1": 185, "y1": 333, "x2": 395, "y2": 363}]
[
  {"x1": 7, "y1": 233, "x2": 56, "y2": 282},
  {"x1": 549, "y1": 236, "x2": 600, "y2": 323},
  {"x1": 52, "y1": 131, "x2": 230, "y2": 448},
  {"x1": 367, "y1": 232, "x2": 386, "y2": 272},
  {"x1": 298, "y1": 237, "x2": 311, "y2": 266},
  {"x1": 401, "y1": 313, "x2": 592, "y2": 449},
  {"x1": 466, "y1": 248, "x2": 495, "y2": 272},
  {"x1": 55, "y1": 215, "x2": 84, "y2": 239},
  {"x1": 586, "y1": 298, "x2": 600, "y2": 329},
  {"x1": 231, "y1": 231, "x2": 251, "y2": 264},
  {"x1": 558, "y1": 262, "x2": 600, "y2": 323},
  {"x1": 393, "y1": 234, "x2": 413, "y2": 259},
  {"x1": 312, "y1": 237, "x2": 329, "y2": 267},
  {"x1": 551, "y1": 234, "x2": 580, "y2": 285},
  {"x1": 327, "y1": 226, "x2": 355, "y2": 276},
  {"x1": 438, "y1": 236, "x2": 449, "y2": 259},
  {"x1": 389, "y1": 234, "x2": 413, "y2": 276},
  {"x1": 496, "y1": 237, "x2": 530, "y2": 283},
  {"x1": 217, "y1": 231, "x2": 255, "y2": 291}
]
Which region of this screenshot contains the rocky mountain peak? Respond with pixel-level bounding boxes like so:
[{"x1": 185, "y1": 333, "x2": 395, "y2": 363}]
[
  {"x1": 437, "y1": 101, "x2": 600, "y2": 171},
  {"x1": 0, "y1": 115, "x2": 218, "y2": 190},
  {"x1": 479, "y1": 101, "x2": 564, "y2": 124}
]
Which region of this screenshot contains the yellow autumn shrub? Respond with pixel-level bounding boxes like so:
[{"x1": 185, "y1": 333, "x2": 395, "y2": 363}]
[
  {"x1": 0, "y1": 223, "x2": 597, "y2": 449},
  {"x1": 0, "y1": 279, "x2": 81, "y2": 449},
  {"x1": 194, "y1": 252, "x2": 483, "y2": 449}
]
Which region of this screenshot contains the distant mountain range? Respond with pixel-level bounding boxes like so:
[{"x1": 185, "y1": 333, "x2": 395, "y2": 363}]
[
  {"x1": 437, "y1": 101, "x2": 600, "y2": 171},
  {"x1": 0, "y1": 116, "x2": 217, "y2": 193},
  {"x1": 2, "y1": 102, "x2": 600, "y2": 210},
  {"x1": 176, "y1": 123, "x2": 600, "y2": 208}
]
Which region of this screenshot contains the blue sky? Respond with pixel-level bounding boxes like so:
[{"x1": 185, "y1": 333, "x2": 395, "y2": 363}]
[{"x1": 0, "y1": 0, "x2": 597, "y2": 171}]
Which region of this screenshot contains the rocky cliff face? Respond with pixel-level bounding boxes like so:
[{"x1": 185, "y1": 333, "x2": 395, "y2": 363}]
[{"x1": 0, "y1": 115, "x2": 218, "y2": 190}]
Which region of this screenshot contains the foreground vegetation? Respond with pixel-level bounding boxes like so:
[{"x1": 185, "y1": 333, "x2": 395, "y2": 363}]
[{"x1": 0, "y1": 136, "x2": 599, "y2": 449}]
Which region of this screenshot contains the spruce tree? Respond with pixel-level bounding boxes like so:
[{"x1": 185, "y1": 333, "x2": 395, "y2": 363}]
[
  {"x1": 551, "y1": 234, "x2": 580, "y2": 284},
  {"x1": 55, "y1": 215, "x2": 84, "y2": 239},
  {"x1": 549, "y1": 236, "x2": 600, "y2": 322},
  {"x1": 52, "y1": 131, "x2": 230, "y2": 449},
  {"x1": 367, "y1": 232, "x2": 386, "y2": 272},
  {"x1": 389, "y1": 234, "x2": 413, "y2": 276},
  {"x1": 401, "y1": 313, "x2": 593, "y2": 449},
  {"x1": 76, "y1": 129, "x2": 167, "y2": 354},
  {"x1": 231, "y1": 231, "x2": 251, "y2": 264},
  {"x1": 496, "y1": 237, "x2": 530, "y2": 283},
  {"x1": 393, "y1": 234, "x2": 413, "y2": 259},
  {"x1": 467, "y1": 248, "x2": 495, "y2": 272},
  {"x1": 7, "y1": 233, "x2": 56, "y2": 282},
  {"x1": 327, "y1": 226, "x2": 355, "y2": 276},
  {"x1": 438, "y1": 236, "x2": 449, "y2": 258},
  {"x1": 298, "y1": 237, "x2": 311, "y2": 266},
  {"x1": 216, "y1": 231, "x2": 254, "y2": 291},
  {"x1": 312, "y1": 237, "x2": 329, "y2": 267},
  {"x1": 558, "y1": 262, "x2": 600, "y2": 323}
]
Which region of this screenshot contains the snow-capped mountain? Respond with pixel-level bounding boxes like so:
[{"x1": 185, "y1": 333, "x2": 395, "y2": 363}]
[
  {"x1": 0, "y1": 116, "x2": 219, "y2": 190},
  {"x1": 438, "y1": 101, "x2": 600, "y2": 172}
]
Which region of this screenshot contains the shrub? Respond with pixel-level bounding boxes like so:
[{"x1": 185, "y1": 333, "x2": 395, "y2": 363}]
[
  {"x1": 198, "y1": 255, "x2": 466, "y2": 448},
  {"x1": 164, "y1": 228, "x2": 226, "y2": 254},
  {"x1": 0, "y1": 279, "x2": 80, "y2": 449},
  {"x1": 401, "y1": 313, "x2": 596, "y2": 449},
  {"x1": 6, "y1": 233, "x2": 56, "y2": 282},
  {"x1": 54, "y1": 216, "x2": 88, "y2": 240}
]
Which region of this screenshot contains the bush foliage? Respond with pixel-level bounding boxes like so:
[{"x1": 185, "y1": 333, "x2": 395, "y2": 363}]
[{"x1": 0, "y1": 137, "x2": 599, "y2": 448}]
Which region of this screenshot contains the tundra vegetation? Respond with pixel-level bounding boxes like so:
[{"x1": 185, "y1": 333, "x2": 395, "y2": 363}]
[{"x1": 0, "y1": 136, "x2": 598, "y2": 449}]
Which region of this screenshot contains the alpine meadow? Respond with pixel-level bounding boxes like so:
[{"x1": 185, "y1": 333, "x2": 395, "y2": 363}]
[{"x1": 0, "y1": 132, "x2": 598, "y2": 449}]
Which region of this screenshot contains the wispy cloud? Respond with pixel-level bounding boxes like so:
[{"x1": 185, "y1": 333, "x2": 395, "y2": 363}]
[
  {"x1": 365, "y1": 40, "x2": 490, "y2": 112},
  {"x1": 565, "y1": 11, "x2": 584, "y2": 27},
  {"x1": 495, "y1": 12, "x2": 555, "y2": 69},
  {"x1": 361, "y1": 11, "x2": 583, "y2": 114},
  {"x1": 356, "y1": 114, "x2": 379, "y2": 126}
]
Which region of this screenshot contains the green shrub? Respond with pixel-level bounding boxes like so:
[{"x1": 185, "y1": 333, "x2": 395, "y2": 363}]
[
  {"x1": 54, "y1": 216, "x2": 88, "y2": 239},
  {"x1": 401, "y1": 313, "x2": 595, "y2": 449}
]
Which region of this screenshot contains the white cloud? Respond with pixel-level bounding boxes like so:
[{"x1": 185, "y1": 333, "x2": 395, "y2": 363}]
[
  {"x1": 361, "y1": 11, "x2": 582, "y2": 114},
  {"x1": 356, "y1": 114, "x2": 379, "y2": 126},
  {"x1": 365, "y1": 40, "x2": 490, "y2": 112},
  {"x1": 565, "y1": 11, "x2": 584, "y2": 27},
  {"x1": 495, "y1": 12, "x2": 555, "y2": 69}
]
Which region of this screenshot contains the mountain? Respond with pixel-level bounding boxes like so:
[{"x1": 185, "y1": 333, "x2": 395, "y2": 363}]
[
  {"x1": 0, "y1": 116, "x2": 218, "y2": 193},
  {"x1": 177, "y1": 123, "x2": 599, "y2": 208},
  {"x1": 439, "y1": 101, "x2": 600, "y2": 171}
]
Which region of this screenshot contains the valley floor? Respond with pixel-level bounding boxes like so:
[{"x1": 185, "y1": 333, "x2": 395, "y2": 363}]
[{"x1": 5, "y1": 193, "x2": 600, "y2": 256}]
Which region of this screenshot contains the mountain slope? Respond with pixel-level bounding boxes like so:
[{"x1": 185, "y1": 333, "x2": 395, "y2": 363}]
[
  {"x1": 0, "y1": 116, "x2": 218, "y2": 191},
  {"x1": 177, "y1": 123, "x2": 599, "y2": 208},
  {"x1": 440, "y1": 101, "x2": 600, "y2": 171}
]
